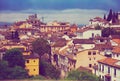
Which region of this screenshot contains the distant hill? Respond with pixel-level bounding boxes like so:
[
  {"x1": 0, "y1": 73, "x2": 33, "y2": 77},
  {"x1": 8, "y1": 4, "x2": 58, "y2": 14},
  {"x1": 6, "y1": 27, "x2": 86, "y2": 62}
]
[
  {"x1": 0, "y1": 22, "x2": 12, "y2": 26},
  {"x1": 78, "y1": 24, "x2": 85, "y2": 27}
]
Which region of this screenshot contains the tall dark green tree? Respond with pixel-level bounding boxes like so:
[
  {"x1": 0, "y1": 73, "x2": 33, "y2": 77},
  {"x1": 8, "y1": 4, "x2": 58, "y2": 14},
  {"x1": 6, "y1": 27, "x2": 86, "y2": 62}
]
[
  {"x1": 32, "y1": 38, "x2": 51, "y2": 61},
  {"x1": 3, "y1": 48, "x2": 25, "y2": 68},
  {"x1": 112, "y1": 12, "x2": 117, "y2": 24},
  {"x1": 14, "y1": 30, "x2": 19, "y2": 39},
  {"x1": 107, "y1": 9, "x2": 113, "y2": 21},
  {"x1": 103, "y1": 14, "x2": 106, "y2": 20}
]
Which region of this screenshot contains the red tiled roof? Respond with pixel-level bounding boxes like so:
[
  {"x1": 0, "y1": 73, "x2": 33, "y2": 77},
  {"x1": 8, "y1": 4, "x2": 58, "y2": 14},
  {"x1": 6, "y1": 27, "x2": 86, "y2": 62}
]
[
  {"x1": 98, "y1": 58, "x2": 120, "y2": 69},
  {"x1": 112, "y1": 39, "x2": 120, "y2": 45},
  {"x1": 112, "y1": 46, "x2": 120, "y2": 54}
]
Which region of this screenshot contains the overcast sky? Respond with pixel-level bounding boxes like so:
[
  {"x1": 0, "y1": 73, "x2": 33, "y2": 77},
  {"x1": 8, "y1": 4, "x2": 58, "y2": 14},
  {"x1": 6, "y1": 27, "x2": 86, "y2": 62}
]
[{"x1": 0, "y1": 0, "x2": 119, "y2": 24}]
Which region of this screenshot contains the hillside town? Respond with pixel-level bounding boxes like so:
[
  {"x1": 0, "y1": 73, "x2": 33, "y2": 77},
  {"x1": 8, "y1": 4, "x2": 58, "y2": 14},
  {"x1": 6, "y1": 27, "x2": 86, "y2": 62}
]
[{"x1": 1, "y1": 9, "x2": 120, "y2": 81}]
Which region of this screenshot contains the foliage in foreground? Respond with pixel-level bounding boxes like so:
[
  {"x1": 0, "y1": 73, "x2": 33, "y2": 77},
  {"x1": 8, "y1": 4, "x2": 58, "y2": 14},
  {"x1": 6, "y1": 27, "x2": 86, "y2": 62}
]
[
  {"x1": 0, "y1": 60, "x2": 28, "y2": 80},
  {"x1": 40, "y1": 60, "x2": 60, "y2": 79},
  {"x1": 66, "y1": 70, "x2": 102, "y2": 81},
  {"x1": 3, "y1": 48, "x2": 25, "y2": 68}
]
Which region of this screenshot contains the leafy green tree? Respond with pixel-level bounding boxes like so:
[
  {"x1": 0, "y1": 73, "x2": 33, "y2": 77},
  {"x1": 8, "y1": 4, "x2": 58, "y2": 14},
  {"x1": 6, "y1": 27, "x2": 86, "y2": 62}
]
[
  {"x1": 0, "y1": 60, "x2": 10, "y2": 79},
  {"x1": 66, "y1": 70, "x2": 101, "y2": 81},
  {"x1": 3, "y1": 48, "x2": 25, "y2": 68},
  {"x1": 102, "y1": 27, "x2": 117, "y2": 37},
  {"x1": 29, "y1": 75, "x2": 46, "y2": 80},
  {"x1": 32, "y1": 38, "x2": 51, "y2": 61},
  {"x1": 0, "y1": 60, "x2": 28, "y2": 80},
  {"x1": 10, "y1": 66, "x2": 28, "y2": 79},
  {"x1": 40, "y1": 60, "x2": 60, "y2": 79}
]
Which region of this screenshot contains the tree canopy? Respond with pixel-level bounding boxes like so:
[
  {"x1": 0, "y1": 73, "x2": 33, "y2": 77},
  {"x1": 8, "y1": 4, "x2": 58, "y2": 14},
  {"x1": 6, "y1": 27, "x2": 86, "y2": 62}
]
[
  {"x1": 66, "y1": 70, "x2": 101, "y2": 81},
  {"x1": 32, "y1": 38, "x2": 51, "y2": 60},
  {"x1": 0, "y1": 60, "x2": 28, "y2": 80},
  {"x1": 40, "y1": 60, "x2": 60, "y2": 79},
  {"x1": 3, "y1": 48, "x2": 25, "y2": 68},
  {"x1": 102, "y1": 27, "x2": 117, "y2": 37}
]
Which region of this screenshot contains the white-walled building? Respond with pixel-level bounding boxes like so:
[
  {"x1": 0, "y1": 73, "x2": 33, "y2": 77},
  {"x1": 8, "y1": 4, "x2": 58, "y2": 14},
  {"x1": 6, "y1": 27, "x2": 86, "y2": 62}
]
[
  {"x1": 76, "y1": 29, "x2": 101, "y2": 39},
  {"x1": 112, "y1": 46, "x2": 120, "y2": 60},
  {"x1": 73, "y1": 39, "x2": 95, "y2": 50},
  {"x1": 97, "y1": 58, "x2": 120, "y2": 81}
]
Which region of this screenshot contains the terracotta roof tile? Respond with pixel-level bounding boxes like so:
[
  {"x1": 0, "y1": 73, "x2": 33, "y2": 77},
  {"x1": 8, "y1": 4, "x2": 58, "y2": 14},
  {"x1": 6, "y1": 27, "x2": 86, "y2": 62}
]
[
  {"x1": 98, "y1": 58, "x2": 120, "y2": 69},
  {"x1": 112, "y1": 39, "x2": 120, "y2": 44},
  {"x1": 112, "y1": 46, "x2": 120, "y2": 54}
]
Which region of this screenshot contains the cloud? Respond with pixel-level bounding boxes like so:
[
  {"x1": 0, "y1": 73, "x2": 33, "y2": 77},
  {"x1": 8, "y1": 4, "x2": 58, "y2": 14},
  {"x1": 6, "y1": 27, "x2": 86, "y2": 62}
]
[
  {"x1": 0, "y1": 9, "x2": 106, "y2": 24},
  {"x1": 0, "y1": 0, "x2": 120, "y2": 10}
]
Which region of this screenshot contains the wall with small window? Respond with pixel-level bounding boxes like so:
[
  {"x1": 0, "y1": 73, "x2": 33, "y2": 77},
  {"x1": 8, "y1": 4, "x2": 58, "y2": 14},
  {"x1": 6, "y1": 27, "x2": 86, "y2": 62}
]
[
  {"x1": 97, "y1": 63, "x2": 120, "y2": 81},
  {"x1": 25, "y1": 58, "x2": 39, "y2": 76}
]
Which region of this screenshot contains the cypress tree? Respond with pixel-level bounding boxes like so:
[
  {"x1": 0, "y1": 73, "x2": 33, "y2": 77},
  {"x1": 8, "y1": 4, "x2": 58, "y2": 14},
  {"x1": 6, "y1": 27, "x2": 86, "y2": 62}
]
[
  {"x1": 104, "y1": 14, "x2": 106, "y2": 20},
  {"x1": 107, "y1": 9, "x2": 113, "y2": 21}
]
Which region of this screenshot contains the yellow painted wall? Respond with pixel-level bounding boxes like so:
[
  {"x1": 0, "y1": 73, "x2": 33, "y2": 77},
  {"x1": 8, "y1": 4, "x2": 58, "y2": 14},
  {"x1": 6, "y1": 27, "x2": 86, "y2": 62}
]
[{"x1": 25, "y1": 58, "x2": 39, "y2": 76}]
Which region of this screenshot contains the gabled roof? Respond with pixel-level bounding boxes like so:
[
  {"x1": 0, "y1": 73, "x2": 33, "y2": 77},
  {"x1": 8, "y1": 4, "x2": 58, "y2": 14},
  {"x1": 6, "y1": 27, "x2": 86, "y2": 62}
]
[
  {"x1": 73, "y1": 39, "x2": 94, "y2": 44},
  {"x1": 98, "y1": 58, "x2": 120, "y2": 69}
]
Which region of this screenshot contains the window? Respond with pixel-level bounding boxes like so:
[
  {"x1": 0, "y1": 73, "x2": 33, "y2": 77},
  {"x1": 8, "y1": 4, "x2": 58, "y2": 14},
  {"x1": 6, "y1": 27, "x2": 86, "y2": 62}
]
[
  {"x1": 88, "y1": 51, "x2": 91, "y2": 55},
  {"x1": 108, "y1": 66, "x2": 110, "y2": 74},
  {"x1": 117, "y1": 54, "x2": 119, "y2": 57},
  {"x1": 89, "y1": 64, "x2": 92, "y2": 68},
  {"x1": 26, "y1": 60, "x2": 29, "y2": 63},
  {"x1": 114, "y1": 69, "x2": 116, "y2": 77},
  {"x1": 33, "y1": 60, "x2": 35, "y2": 62},
  {"x1": 93, "y1": 51, "x2": 96, "y2": 55},
  {"x1": 99, "y1": 64, "x2": 101, "y2": 71},
  {"x1": 92, "y1": 33, "x2": 94, "y2": 38},
  {"x1": 102, "y1": 76, "x2": 104, "y2": 80},
  {"x1": 102, "y1": 65, "x2": 104, "y2": 72},
  {"x1": 94, "y1": 63, "x2": 96, "y2": 66},
  {"x1": 89, "y1": 58, "x2": 91, "y2": 60},
  {"x1": 33, "y1": 69, "x2": 36, "y2": 71},
  {"x1": 26, "y1": 69, "x2": 29, "y2": 72}
]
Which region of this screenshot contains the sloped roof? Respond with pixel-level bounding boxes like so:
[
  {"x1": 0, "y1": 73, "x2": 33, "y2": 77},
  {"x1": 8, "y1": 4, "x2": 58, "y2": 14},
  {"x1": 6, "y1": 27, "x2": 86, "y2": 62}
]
[
  {"x1": 93, "y1": 43, "x2": 112, "y2": 51},
  {"x1": 112, "y1": 46, "x2": 120, "y2": 54},
  {"x1": 52, "y1": 38, "x2": 66, "y2": 47},
  {"x1": 24, "y1": 53, "x2": 39, "y2": 59},
  {"x1": 98, "y1": 58, "x2": 120, "y2": 69},
  {"x1": 73, "y1": 39, "x2": 94, "y2": 44}
]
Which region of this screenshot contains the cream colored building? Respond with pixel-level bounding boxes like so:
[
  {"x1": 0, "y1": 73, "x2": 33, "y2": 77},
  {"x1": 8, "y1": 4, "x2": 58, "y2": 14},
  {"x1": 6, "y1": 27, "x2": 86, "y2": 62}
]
[{"x1": 97, "y1": 58, "x2": 120, "y2": 81}]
